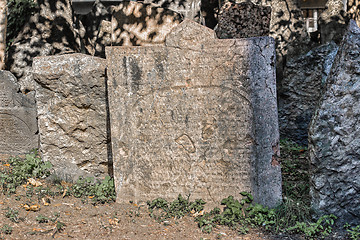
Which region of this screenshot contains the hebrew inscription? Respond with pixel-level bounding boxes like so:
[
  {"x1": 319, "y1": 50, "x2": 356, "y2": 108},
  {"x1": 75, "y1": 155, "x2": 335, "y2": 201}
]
[
  {"x1": 107, "y1": 20, "x2": 281, "y2": 207},
  {"x1": 0, "y1": 71, "x2": 38, "y2": 154}
]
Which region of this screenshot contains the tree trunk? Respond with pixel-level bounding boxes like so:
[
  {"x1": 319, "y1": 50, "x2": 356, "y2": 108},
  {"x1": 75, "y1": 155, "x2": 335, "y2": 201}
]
[{"x1": 0, "y1": 0, "x2": 7, "y2": 70}]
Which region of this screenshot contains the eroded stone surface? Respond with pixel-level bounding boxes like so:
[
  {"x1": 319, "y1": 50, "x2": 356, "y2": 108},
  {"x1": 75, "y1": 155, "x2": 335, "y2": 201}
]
[
  {"x1": 278, "y1": 42, "x2": 338, "y2": 145},
  {"x1": 33, "y1": 54, "x2": 109, "y2": 182},
  {"x1": 309, "y1": 20, "x2": 360, "y2": 226},
  {"x1": 0, "y1": 71, "x2": 38, "y2": 154},
  {"x1": 107, "y1": 19, "x2": 281, "y2": 207},
  {"x1": 215, "y1": 2, "x2": 271, "y2": 39}
]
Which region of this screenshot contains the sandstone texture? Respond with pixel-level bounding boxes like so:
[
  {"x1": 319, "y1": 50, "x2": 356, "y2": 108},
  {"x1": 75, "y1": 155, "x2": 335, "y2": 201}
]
[
  {"x1": 110, "y1": 1, "x2": 182, "y2": 47},
  {"x1": 309, "y1": 20, "x2": 360, "y2": 226},
  {"x1": 33, "y1": 54, "x2": 109, "y2": 182},
  {"x1": 278, "y1": 42, "x2": 338, "y2": 145},
  {"x1": 0, "y1": 71, "x2": 38, "y2": 154},
  {"x1": 107, "y1": 20, "x2": 281, "y2": 207},
  {"x1": 7, "y1": 0, "x2": 83, "y2": 92},
  {"x1": 215, "y1": 2, "x2": 271, "y2": 39}
]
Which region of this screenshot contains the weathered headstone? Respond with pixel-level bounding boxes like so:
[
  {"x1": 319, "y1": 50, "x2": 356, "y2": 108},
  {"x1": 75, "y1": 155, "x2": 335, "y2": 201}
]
[
  {"x1": 106, "y1": 19, "x2": 281, "y2": 207},
  {"x1": 32, "y1": 54, "x2": 110, "y2": 182},
  {"x1": 309, "y1": 20, "x2": 360, "y2": 226},
  {"x1": 215, "y1": 2, "x2": 271, "y2": 39},
  {"x1": 0, "y1": 71, "x2": 38, "y2": 154},
  {"x1": 278, "y1": 42, "x2": 338, "y2": 145}
]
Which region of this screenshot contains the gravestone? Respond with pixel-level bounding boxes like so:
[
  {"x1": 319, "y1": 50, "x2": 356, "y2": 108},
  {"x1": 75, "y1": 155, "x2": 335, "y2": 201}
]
[
  {"x1": 32, "y1": 54, "x2": 110, "y2": 182},
  {"x1": 215, "y1": 2, "x2": 271, "y2": 39},
  {"x1": 0, "y1": 71, "x2": 38, "y2": 154},
  {"x1": 278, "y1": 42, "x2": 338, "y2": 145},
  {"x1": 106, "y1": 19, "x2": 281, "y2": 207},
  {"x1": 309, "y1": 20, "x2": 360, "y2": 226}
]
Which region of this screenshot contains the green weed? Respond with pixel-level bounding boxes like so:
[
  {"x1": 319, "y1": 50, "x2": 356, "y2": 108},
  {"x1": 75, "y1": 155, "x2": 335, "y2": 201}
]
[
  {"x1": 1, "y1": 225, "x2": 12, "y2": 235},
  {"x1": 0, "y1": 150, "x2": 52, "y2": 194},
  {"x1": 344, "y1": 224, "x2": 360, "y2": 240},
  {"x1": 4, "y1": 208, "x2": 19, "y2": 223}
]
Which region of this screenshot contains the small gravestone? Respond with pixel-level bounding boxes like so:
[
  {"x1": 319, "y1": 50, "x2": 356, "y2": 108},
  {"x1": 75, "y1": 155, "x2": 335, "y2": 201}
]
[
  {"x1": 309, "y1": 20, "x2": 360, "y2": 226},
  {"x1": 0, "y1": 71, "x2": 38, "y2": 154},
  {"x1": 106, "y1": 19, "x2": 281, "y2": 207},
  {"x1": 32, "y1": 54, "x2": 109, "y2": 182}
]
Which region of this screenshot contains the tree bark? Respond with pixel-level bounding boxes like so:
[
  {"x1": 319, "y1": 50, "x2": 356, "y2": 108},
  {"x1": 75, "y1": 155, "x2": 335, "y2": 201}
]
[{"x1": 0, "y1": 0, "x2": 7, "y2": 70}]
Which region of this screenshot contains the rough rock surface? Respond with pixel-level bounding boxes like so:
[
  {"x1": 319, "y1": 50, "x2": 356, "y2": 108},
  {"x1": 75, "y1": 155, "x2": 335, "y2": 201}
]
[
  {"x1": 32, "y1": 54, "x2": 109, "y2": 182},
  {"x1": 278, "y1": 42, "x2": 338, "y2": 145},
  {"x1": 144, "y1": 0, "x2": 201, "y2": 21},
  {"x1": 215, "y1": 2, "x2": 271, "y2": 39},
  {"x1": 318, "y1": 0, "x2": 348, "y2": 44},
  {"x1": 7, "y1": 0, "x2": 83, "y2": 93},
  {"x1": 0, "y1": 71, "x2": 38, "y2": 154},
  {"x1": 309, "y1": 20, "x2": 360, "y2": 226},
  {"x1": 106, "y1": 19, "x2": 281, "y2": 207},
  {"x1": 110, "y1": 1, "x2": 182, "y2": 47}
]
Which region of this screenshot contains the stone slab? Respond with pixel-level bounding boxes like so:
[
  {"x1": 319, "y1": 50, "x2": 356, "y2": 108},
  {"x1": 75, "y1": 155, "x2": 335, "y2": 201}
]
[
  {"x1": 106, "y1": 19, "x2": 281, "y2": 207},
  {"x1": 32, "y1": 54, "x2": 110, "y2": 182},
  {"x1": 0, "y1": 71, "x2": 38, "y2": 154},
  {"x1": 309, "y1": 20, "x2": 360, "y2": 226}
]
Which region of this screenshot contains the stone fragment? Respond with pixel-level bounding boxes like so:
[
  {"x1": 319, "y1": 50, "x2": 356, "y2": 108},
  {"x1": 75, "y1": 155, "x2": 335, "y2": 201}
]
[
  {"x1": 110, "y1": 1, "x2": 182, "y2": 47},
  {"x1": 215, "y1": 2, "x2": 271, "y2": 39},
  {"x1": 309, "y1": 20, "x2": 360, "y2": 226},
  {"x1": 106, "y1": 19, "x2": 281, "y2": 207},
  {"x1": 7, "y1": 0, "x2": 83, "y2": 92},
  {"x1": 32, "y1": 54, "x2": 109, "y2": 182},
  {"x1": 278, "y1": 42, "x2": 338, "y2": 145},
  {"x1": 0, "y1": 71, "x2": 38, "y2": 154}
]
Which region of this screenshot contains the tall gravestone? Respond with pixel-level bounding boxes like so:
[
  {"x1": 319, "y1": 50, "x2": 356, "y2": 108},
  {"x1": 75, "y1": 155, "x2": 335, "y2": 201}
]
[
  {"x1": 106, "y1": 20, "x2": 281, "y2": 207},
  {"x1": 309, "y1": 20, "x2": 360, "y2": 226},
  {"x1": 0, "y1": 71, "x2": 38, "y2": 154},
  {"x1": 33, "y1": 54, "x2": 110, "y2": 182}
]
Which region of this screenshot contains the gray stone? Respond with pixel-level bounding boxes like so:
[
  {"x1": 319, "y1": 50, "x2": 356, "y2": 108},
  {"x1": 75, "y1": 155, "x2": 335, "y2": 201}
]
[
  {"x1": 106, "y1": 19, "x2": 281, "y2": 207},
  {"x1": 7, "y1": 0, "x2": 83, "y2": 93},
  {"x1": 32, "y1": 54, "x2": 109, "y2": 182},
  {"x1": 278, "y1": 42, "x2": 338, "y2": 145},
  {"x1": 0, "y1": 71, "x2": 38, "y2": 154},
  {"x1": 215, "y1": 2, "x2": 271, "y2": 39},
  {"x1": 309, "y1": 20, "x2": 360, "y2": 226}
]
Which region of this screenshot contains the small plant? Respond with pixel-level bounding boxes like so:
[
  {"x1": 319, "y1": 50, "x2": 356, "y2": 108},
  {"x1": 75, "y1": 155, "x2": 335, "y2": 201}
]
[
  {"x1": 5, "y1": 208, "x2": 19, "y2": 223},
  {"x1": 70, "y1": 176, "x2": 116, "y2": 204},
  {"x1": 1, "y1": 225, "x2": 13, "y2": 234},
  {"x1": 147, "y1": 194, "x2": 206, "y2": 223},
  {"x1": 36, "y1": 214, "x2": 49, "y2": 223},
  {"x1": 0, "y1": 150, "x2": 52, "y2": 194},
  {"x1": 287, "y1": 214, "x2": 337, "y2": 239},
  {"x1": 344, "y1": 224, "x2": 360, "y2": 240}
]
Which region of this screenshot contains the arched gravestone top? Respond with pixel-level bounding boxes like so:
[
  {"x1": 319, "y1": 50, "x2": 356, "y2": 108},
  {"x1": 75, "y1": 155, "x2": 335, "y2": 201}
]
[
  {"x1": 106, "y1": 20, "x2": 281, "y2": 207},
  {"x1": 0, "y1": 71, "x2": 38, "y2": 154}
]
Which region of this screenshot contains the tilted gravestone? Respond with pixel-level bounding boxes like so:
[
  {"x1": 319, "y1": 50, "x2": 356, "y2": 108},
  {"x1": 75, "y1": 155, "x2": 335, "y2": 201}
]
[
  {"x1": 32, "y1": 54, "x2": 110, "y2": 182},
  {"x1": 0, "y1": 71, "x2": 38, "y2": 154},
  {"x1": 309, "y1": 20, "x2": 360, "y2": 226},
  {"x1": 106, "y1": 20, "x2": 281, "y2": 207}
]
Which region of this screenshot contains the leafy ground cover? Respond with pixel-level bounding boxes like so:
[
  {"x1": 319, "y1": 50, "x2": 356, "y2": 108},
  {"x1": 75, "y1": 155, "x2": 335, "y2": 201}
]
[{"x1": 0, "y1": 141, "x2": 358, "y2": 239}]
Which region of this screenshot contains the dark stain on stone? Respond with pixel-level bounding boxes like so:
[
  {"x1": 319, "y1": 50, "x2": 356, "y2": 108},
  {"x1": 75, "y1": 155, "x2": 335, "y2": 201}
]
[{"x1": 129, "y1": 57, "x2": 141, "y2": 93}]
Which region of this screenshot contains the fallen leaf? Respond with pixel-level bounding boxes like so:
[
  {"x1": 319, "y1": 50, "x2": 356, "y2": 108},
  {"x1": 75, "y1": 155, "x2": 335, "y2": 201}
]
[
  {"x1": 62, "y1": 188, "x2": 68, "y2": 198},
  {"x1": 28, "y1": 178, "x2": 42, "y2": 187},
  {"x1": 42, "y1": 198, "x2": 50, "y2": 206},
  {"x1": 88, "y1": 196, "x2": 94, "y2": 199},
  {"x1": 3, "y1": 163, "x2": 10, "y2": 167},
  {"x1": 24, "y1": 204, "x2": 40, "y2": 211},
  {"x1": 109, "y1": 218, "x2": 119, "y2": 225}
]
